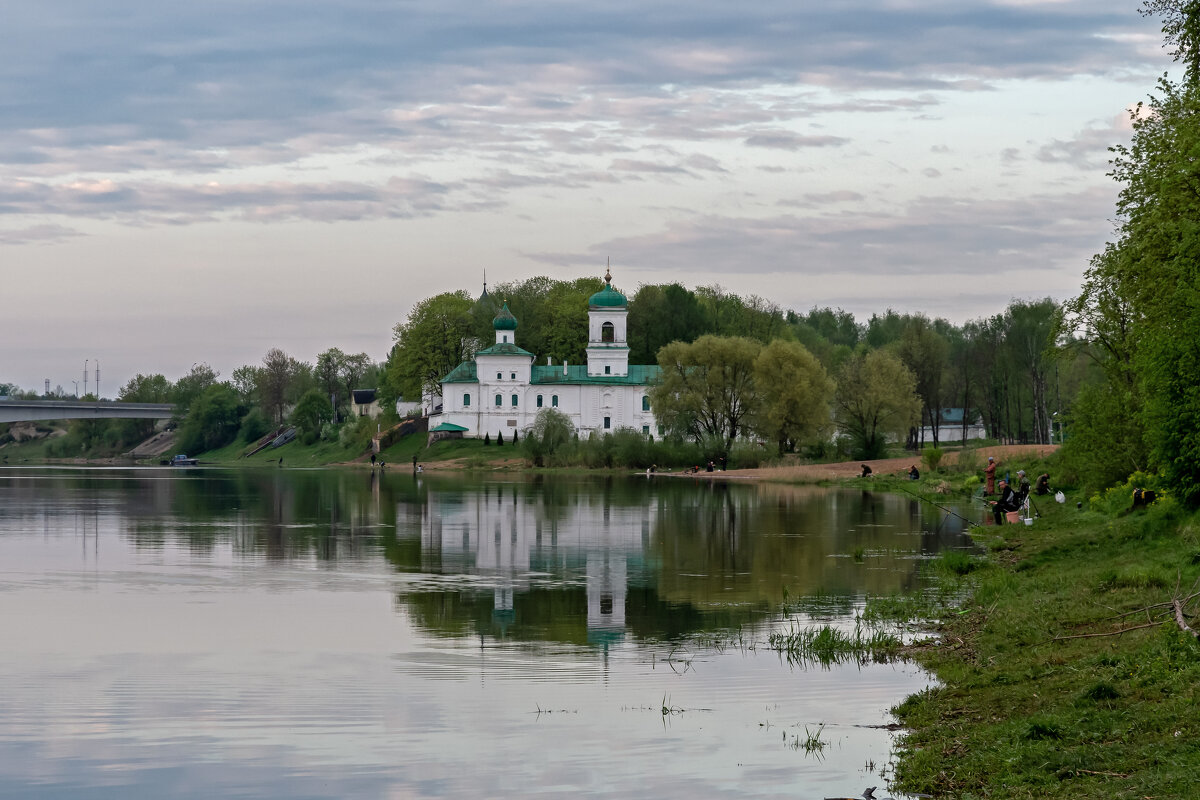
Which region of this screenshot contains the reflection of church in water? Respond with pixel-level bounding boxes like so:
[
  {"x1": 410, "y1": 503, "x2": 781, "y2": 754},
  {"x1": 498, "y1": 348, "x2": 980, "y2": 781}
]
[{"x1": 418, "y1": 484, "x2": 654, "y2": 645}]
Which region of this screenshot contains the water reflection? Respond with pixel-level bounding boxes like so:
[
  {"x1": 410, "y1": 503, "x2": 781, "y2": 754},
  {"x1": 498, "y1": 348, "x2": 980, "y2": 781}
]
[{"x1": 0, "y1": 467, "x2": 974, "y2": 799}]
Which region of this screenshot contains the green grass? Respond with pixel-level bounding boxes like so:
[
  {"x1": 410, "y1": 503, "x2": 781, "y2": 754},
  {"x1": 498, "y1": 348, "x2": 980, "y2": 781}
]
[
  {"x1": 890, "y1": 494, "x2": 1200, "y2": 799},
  {"x1": 767, "y1": 623, "x2": 903, "y2": 667}
]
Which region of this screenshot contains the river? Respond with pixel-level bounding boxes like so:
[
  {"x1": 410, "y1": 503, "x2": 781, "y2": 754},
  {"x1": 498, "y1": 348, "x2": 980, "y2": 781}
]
[{"x1": 0, "y1": 466, "x2": 978, "y2": 799}]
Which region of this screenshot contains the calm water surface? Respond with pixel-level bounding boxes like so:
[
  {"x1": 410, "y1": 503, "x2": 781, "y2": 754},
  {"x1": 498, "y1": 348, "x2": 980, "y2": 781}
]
[{"x1": 0, "y1": 467, "x2": 978, "y2": 799}]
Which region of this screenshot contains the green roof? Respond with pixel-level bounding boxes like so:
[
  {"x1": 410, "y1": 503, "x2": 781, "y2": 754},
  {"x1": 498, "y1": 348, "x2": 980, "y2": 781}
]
[
  {"x1": 441, "y1": 362, "x2": 478, "y2": 383},
  {"x1": 430, "y1": 422, "x2": 469, "y2": 432},
  {"x1": 588, "y1": 285, "x2": 627, "y2": 308},
  {"x1": 493, "y1": 302, "x2": 518, "y2": 330},
  {"x1": 530, "y1": 364, "x2": 660, "y2": 385},
  {"x1": 475, "y1": 343, "x2": 535, "y2": 358}
]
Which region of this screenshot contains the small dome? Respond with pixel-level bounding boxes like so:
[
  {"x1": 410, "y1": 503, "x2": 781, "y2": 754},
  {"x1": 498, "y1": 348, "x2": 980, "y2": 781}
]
[
  {"x1": 588, "y1": 267, "x2": 627, "y2": 308},
  {"x1": 492, "y1": 302, "x2": 518, "y2": 330}
]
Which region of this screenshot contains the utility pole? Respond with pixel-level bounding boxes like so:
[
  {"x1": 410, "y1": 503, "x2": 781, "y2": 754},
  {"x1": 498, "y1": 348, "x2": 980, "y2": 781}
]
[
  {"x1": 72, "y1": 381, "x2": 79, "y2": 398},
  {"x1": 95, "y1": 360, "x2": 100, "y2": 400},
  {"x1": 84, "y1": 359, "x2": 89, "y2": 397}
]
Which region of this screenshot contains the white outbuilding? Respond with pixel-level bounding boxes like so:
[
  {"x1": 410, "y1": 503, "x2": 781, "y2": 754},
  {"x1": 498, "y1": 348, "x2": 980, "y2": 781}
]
[{"x1": 430, "y1": 270, "x2": 661, "y2": 439}]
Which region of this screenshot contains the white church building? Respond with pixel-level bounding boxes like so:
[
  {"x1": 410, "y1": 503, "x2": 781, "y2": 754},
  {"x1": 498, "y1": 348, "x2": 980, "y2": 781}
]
[{"x1": 428, "y1": 271, "x2": 661, "y2": 440}]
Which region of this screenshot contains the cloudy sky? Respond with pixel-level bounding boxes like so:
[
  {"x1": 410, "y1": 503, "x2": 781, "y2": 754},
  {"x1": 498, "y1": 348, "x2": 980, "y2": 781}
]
[{"x1": 0, "y1": 0, "x2": 1175, "y2": 395}]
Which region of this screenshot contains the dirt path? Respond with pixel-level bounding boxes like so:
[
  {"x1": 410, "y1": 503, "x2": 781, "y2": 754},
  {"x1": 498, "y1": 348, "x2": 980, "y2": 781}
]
[{"x1": 729, "y1": 444, "x2": 1058, "y2": 482}]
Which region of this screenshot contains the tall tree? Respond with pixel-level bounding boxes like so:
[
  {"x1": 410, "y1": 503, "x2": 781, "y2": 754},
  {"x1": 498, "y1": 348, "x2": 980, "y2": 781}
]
[
  {"x1": 650, "y1": 335, "x2": 761, "y2": 453},
  {"x1": 896, "y1": 315, "x2": 950, "y2": 447},
  {"x1": 258, "y1": 348, "x2": 303, "y2": 424},
  {"x1": 833, "y1": 349, "x2": 921, "y2": 460},
  {"x1": 751, "y1": 339, "x2": 835, "y2": 454},
  {"x1": 384, "y1": 291, "x2": 476, "y2": 404}
]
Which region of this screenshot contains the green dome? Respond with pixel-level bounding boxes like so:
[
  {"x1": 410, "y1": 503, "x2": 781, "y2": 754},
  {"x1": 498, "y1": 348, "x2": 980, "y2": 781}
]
[
  {"x1": 492, "y1": 302, "x2": 518, "y2": 330},
  {"x1": 588, "y1": 268, "x2": 627, "y2": 308}
]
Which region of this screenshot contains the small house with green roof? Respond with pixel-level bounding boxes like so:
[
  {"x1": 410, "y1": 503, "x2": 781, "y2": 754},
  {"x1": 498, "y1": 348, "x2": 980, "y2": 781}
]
[{"x1": 431, "y1": 269, "x2": 661, "y2": 439}]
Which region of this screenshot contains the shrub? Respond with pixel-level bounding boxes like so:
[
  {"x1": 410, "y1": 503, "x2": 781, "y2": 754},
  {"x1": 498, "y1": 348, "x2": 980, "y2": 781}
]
[
  {"x1": 239, "y1": 408, "x2": 271, "y2": 443},
  {"x1": 922, "y1": 447, "x2": 944, "y2": 472}
]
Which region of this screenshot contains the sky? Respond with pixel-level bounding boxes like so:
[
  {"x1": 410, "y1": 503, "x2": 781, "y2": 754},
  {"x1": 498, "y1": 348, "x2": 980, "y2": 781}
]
[{"x1": 0, "y1": 0, "x2": 1178, "y2": 396}]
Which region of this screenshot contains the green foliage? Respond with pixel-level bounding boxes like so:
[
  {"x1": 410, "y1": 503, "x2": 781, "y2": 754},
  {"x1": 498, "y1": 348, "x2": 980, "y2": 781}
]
[
  {"x1": 171, "y1": 363, "x2": 219, "y2": 417},
  {"x1": 922, "y1": 447, "x2": 944, "y2": 472},
  {"x1": 239, "y1": 407, "x2": 271, "y2": 442},
  {"x1": 383, "y1": 291, "x2": 475, "y2": 405},
  {"x1": 651, "y1": 334, "x2": 761, "y2": 453},
  {"x1": 176, "y1": 383, "x2": 243, "y2": 454},
  {"x1": 751, "y1": 338, "x2": 834, "y2": 454},
  {"x1": 834, "y1": 348, "x2": 921, "y2": 459},
  {"x1": 290, "y1": 388, "x2": 334, "y2": 435},
  {"x1": 522, "y1": 408, "x2": 575, "y2": 466}
]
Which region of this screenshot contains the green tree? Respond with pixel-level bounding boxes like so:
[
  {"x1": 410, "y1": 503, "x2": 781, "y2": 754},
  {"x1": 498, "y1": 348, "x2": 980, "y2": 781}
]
[
  {"x1": 751, "y1": 339, "x2": 834, "y2": 454},
  {"x1": 522, "y1": 408, "x2": 576, "y2": 466},
  {"x1": 258, "y1": 348, "x2": 304, "y2": 424},
  {"x1": 384, "y1": 291, "x2": 476, "y2": 404},
  {"x1": 117, "y1": 373, "x2": 173, "y2": 443},
  {"x1": 176, "y1": 384, "x2": 243, "y2": 454},
  {"x1": 628, "y1": 283, "x2": 712, "y2": 363},
  {"x1": 172, "y1": 363, "x2": 219, "y2": 418},
  {"x1": 896, "y1": 315, "x2": 950, "y2": 447},
  {"x1": 650, "y1": 335, "x2": 761, "y2": 453},
  {"x1": 290, "y1": 388, "x2": 334, "y2": 440},
  {"x1": 834, "y1": 349, "x2": 921, "y2": 459},
  {"x1": 1064, "y1": 1, "x2": 1200, "y2": 504}
]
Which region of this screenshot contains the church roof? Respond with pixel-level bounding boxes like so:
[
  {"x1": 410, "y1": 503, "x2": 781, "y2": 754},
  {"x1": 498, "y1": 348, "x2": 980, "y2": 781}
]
[
  {"x1": 441, "y1": 362, "x2": 478, "y2": 383},
  {"x1": 588, "y1": 267, "x2": 627, "y2": 308},
  {"x1": 475, "y1": 342, "x2": 535, "y2": 358},
  {"x1": 531, "y1": 365, "x2": 659, "y2": 385},
  {"x1": 492, "y1": 302, "x2": 518, "y2": 330}
]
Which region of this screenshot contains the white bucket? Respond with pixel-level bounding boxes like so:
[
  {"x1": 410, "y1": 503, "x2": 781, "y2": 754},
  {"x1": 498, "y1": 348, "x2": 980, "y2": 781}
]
[{"x1": 1023, "y1": 517, "x2": 1033, "y2": 526}]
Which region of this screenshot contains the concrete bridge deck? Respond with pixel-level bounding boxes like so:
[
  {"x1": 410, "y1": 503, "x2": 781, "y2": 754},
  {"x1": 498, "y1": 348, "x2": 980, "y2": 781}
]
[{"x1": 0, "y1": 400, "x2": 176, "y2": 423}]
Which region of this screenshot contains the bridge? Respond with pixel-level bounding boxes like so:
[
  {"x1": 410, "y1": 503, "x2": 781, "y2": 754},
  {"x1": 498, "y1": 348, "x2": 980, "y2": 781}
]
[{"x1": 0, "y1": 400, "x2": 176, "y2": 424}]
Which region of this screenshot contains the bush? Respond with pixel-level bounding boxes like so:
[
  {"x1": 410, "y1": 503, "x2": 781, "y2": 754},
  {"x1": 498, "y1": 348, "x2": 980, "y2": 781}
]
[
  {"x1": 922, "y1": 447, "x2": 944, "y2": 472},
  {"x1": 290, "y1": 389, "x2": 333, "y2": 436},
  {"x1": 239, "y1": 408, "x2": 271, "y2": 443}
]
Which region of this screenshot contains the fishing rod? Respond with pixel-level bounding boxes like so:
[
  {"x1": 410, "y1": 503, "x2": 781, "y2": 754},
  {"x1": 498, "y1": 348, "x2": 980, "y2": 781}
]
[{"x1": 888, "y1": 479, "x2": 983, "y2": 529}]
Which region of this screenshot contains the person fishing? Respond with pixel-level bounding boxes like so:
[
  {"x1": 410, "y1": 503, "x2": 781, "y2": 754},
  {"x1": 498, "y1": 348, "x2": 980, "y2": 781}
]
[
  {"x1": 1016, "y1": 470, "x2": 1030, "y2": 503},
  {"x1": 984, "y1": 456, "x2": 998, "y2": 495},
  {"x1": 990, "y1": 479, "x2": 1021, "y2": 525},
  {"x1": 1035, "y1": 472, "x2": 1050, "y2": 495},
  {"x1": 908, "y1": 464, "x2": 920, "y2": 481},
  {"x1": 860, "y1": 464, "x2": 873, "y2": 478}
]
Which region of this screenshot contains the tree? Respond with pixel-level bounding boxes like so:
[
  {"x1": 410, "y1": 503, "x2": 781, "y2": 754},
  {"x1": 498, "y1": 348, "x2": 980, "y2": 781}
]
[
  {"x1": 628, "y1": 283, "x2": 712, "y2": 363},
  {"x1": 258, "y1": 348, "x2": 303, "y2": 424},
  {"x1": 896, "y1": 315, "x2": 950, "y2": 447},
  {"x1": 231, "y1": 365, "x2": 262, "y2": 406},
  {"x1": 523, "y1": 408, "x2": 577, "y2": 466},
  {"x1": 834, "y1": 349, "x2": 921, "y2": 459},
  {"x1": 117, "y1": 373, "x2": 173, "y2": 443},
  {"x1": 384, "y1": 292, "x2": 476, "y2": 404},
  {"x1": 315, "y1": 348, "x2": 346, "y2": 406},
  {"x1": 650, "y1": 335, "x2": 761, "y2": 453},
  {"x1": 176, "y1": 384, "x2": 243, "y2": 454},
  {"x1": 751, "y1": 339, "x2": 834, "y2": 454},
  {"x1": 1063, "y1": 1, "x2": 1200, "y2": 504},
  {"x1": 172, "y1": 363, "x2": 219, "y2": 418},
  {"x1": 290, "y1": 388, "x2": 334, "y2": 440}
]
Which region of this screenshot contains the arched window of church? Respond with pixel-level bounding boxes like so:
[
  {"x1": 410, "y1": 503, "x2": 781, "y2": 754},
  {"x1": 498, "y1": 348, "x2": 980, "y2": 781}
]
[
  {"x1": 642, "y1": 396, "x2": 650, "y2": 411},
  {"x1": 536, "y1": 395, "x2": 543, "y2": 408},
  {"x1": 464, "y1": 394, "x2": 471, "y2": 407},
  {"x1": 494, "y1": 394, "x2": 502, "y2": 406},
  {"x1": 511, "y1": 394, "x2": 518, "y2": 407},
  {"x1": 552, "y1": 395, "x2": 559, "y2": 407},
  {"x1": 601, "y1": 321, "x2": 615, "y2": 343}
]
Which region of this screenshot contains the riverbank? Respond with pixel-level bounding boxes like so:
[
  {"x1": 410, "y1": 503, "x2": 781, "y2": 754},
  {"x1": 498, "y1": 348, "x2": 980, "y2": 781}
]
[{"x1": 888, "y1": 484, "x2": 1200, "y2": 799}]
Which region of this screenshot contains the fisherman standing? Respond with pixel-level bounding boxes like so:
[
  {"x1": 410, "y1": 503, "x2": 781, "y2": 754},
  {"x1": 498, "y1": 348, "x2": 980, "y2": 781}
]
[{"x1": 985, "y1": 456, "x2": 998, "y2": 495}]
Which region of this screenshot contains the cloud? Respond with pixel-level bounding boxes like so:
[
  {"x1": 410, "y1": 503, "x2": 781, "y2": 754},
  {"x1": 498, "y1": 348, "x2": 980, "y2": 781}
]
[
  {"x1": 0, "y1": 224, "x2": 83, "y2": 245},
  {"x1": 744, "y1": 132, "x2": 850, "y2": 150}
]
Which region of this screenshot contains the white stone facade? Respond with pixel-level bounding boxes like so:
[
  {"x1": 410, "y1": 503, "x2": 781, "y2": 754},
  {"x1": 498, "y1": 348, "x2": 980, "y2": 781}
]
[{"x1": 432, "y1": 276, "x2": 661, "y2": 440}]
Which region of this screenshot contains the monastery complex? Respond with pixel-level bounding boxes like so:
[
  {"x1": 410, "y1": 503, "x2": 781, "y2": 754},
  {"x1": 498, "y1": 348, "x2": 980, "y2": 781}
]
[{"x1": 427, "y1": 271, "x2": 662, "y2": 440}]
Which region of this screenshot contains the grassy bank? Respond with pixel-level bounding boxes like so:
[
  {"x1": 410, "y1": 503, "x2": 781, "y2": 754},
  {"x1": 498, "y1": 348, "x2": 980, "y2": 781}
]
[{"x1": 890, "y1": 487, "x2": 1200, "y2": 799}]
